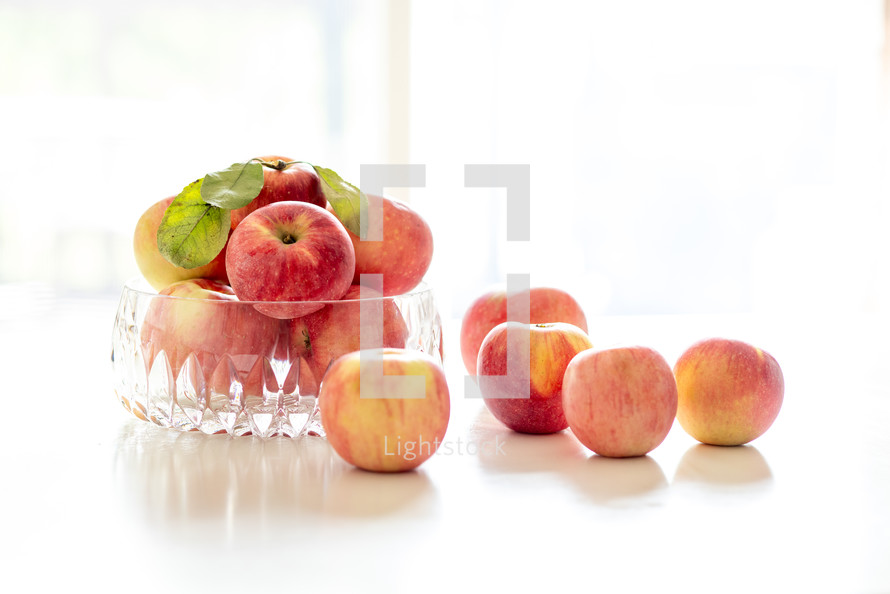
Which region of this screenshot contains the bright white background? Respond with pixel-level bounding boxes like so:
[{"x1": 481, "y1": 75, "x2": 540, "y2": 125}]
[
  {"x1": 2, "y1": 3, "x2": 890, "y2": 593},
  {"x1": 1, "y1": 0, "x2": 889, "y2": 320}
]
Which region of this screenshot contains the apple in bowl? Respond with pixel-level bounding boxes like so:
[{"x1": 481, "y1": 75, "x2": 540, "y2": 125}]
[
  {"x1": 133, "y1": 196, "x2": 230, "y2": 291},
  {"x1": 290, "y1": 284, "x2": 409, "y2": 385},
  {"x1": 340, "y1": 194, "x2": 434, "y2": 297},
  {"x1": 226, "y1": 201, "x2": 356, "y2": 318},
  {"x1": 229, "y1": 156, "x2": 327, "y2": 229},
  {"x1": 140, "y1": 278, "x2": 281, "y2": 380}
]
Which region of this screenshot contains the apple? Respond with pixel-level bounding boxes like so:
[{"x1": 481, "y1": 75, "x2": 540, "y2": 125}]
[
  {"x1": 225, "y1": 201, "x2": 356, "y2": 318},
  {"x1": 229, "y1": 156, "x2": 326, "y2": 229},
  {"x1": 460, "y1": 286, "x2": 588, "y2": 375},
  {"x1": 140, "y1": 278, "x2": 281, "y2": 381},
  {"x1": 673, "y1": 338, "x2": 784, "y2": 446},
  {"x1": 319, "y1": 348, "x2": 450, "y2": 472},
  {"x1": 476, "y1": 322, "x2": 592, "y2": 434},
  {"x1": 339, "y1": 194, "x2": 433, "y2": 296},
  {"x1": 563, "y1": 346, "x2": 678, "y2": 458},
  {"x1": 133, "y1": 196, "x2": 229, "y2": 291},
  {"x1": 291, "y1": 284, "x2": 409, "y2": 385}
]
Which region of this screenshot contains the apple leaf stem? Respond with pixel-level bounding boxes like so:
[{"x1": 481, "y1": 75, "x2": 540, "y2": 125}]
[{"x1": 255, "y1": 158, "x2": 311, "y2": 171}]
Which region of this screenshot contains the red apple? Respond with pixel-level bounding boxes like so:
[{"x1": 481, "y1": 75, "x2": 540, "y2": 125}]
[
  {"x1": 339, "y1": 194, "x2": 433, "y2": 296},
  {"x1": 133, "y1": 196, "x2": 229, "y2": 290},
  {"x1": 476, "y1": 322, "x2": 592, "y2": 434},
  {"x1": 225, "y1": 201, "x2": 355, "y2": 318},
  {"x1": 460, "y1": 286, "x2": 588, "y2": 375},
  {"x1": 291, "y1": 284, "x2": 409, "y2": 385},
  {"x1": 140, "y1": 278, "x2": 281, "y2": 380},
  {"x1": 319, "y1": 348, "x2": 450, "y2": 472},
  {"x1": 673, "y1": 338, "x2": 784, "y2": 446},
  {"x1": 230, "y1": 156, "x2": 326, "y2": 229},
  {"x1": 563, "y1": 346, "x2": 678, "y2": 458}
]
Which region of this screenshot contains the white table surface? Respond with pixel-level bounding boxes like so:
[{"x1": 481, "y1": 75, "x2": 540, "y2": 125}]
[{"x1": 1, "y1": 293, "x2": 888, "y2": 594}]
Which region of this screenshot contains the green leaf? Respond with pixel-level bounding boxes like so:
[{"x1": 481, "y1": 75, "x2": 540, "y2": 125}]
[
  {"x1": 312, "y1": 165, "x2": 368, "y2": 238},
  {"x1": 157, "y1": 178, "x2": 231, "y2": 269},
  {"x1": 200, "y1": 160, "x2": 264, "y2": 209}
]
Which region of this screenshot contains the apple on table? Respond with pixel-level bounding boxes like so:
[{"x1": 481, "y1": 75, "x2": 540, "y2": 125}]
[
  {"x1": 563, "y1": 346, "x2": 678, "y2": 458},
  {"x1": 461, "y1": 286, "x2": 587, "y2": 376},
  {"x1": 476, "y1": 321, "x2": 592, "y2": 434},
  {"x1": 225, "y1": 201, "x2": 356, "y2": 318},
  {"x1": 673, "y1": 338, "x2": 784, "y2": 446},
  {"x1": 319, "y1": 348, "x2": 450, "y2": 472}
]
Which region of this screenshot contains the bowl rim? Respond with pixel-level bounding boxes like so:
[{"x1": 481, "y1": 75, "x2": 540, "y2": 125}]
[{"x1": 121, "y1": 276, "x2": 435, "y2": 305}]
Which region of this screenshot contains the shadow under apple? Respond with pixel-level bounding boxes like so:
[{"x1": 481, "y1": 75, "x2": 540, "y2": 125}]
[
  {"x1": 319, "y1": 467, "x2": 436, "y2": 518},
  {"x1": 563, "y1": 454, "x2": 670, "y2": 508},
  {"x1": 471, "y1": 405, "x2": 589, "y2": 474},
  {"x1": 672, "y1": 443, "x2": 774, "y2": 496}
]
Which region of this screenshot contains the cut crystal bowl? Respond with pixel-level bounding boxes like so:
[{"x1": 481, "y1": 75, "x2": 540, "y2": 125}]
[{"x1": 111, "y1": 278, "x2": 442, "y2": 438}]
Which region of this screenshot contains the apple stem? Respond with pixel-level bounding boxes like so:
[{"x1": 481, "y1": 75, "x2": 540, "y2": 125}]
[{"x1": 252, "y1": 158, "x2": 311, "y2": 171}]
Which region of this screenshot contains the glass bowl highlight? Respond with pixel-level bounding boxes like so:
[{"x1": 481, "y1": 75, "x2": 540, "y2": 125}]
[{"x1": 111, "y1": 278, "x2": 442, "y2": 438}]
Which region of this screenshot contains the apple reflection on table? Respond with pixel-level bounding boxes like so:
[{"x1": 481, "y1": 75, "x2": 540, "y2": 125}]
[
  {"x1": 672, "y1": 443, "x2": 774, "y2": 496},
  {"x1": 473, "y1": 407, "x2": 670, "y2": 508},
  {"x1": 471, "y1": 405, "x2": 773, "y2": 507},
  {"x1": 112, "y1": 421, "x2": 437, "y2": 540},
  {"x1": 112, "y1": 409, "x2": 775, "y2": 542}
]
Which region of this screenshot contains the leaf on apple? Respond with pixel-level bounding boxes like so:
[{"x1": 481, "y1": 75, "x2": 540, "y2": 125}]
[
  {"x1": 157, "y1": 178, "x2": 231, "y2": 269},
  {"x1": 200, "y1": 160, "x2": 265, "y2": 209},
  {"x1": 312, "y1": 165, "x2": 368, "y2": 239}
]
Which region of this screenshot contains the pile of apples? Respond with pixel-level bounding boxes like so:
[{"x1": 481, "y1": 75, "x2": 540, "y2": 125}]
[
  {"x1": 462, "y1": 287, "x2": 785, "y2": 457},
  {"x1": 133, "y1": 157, "x2": 448, "y2": 458}
]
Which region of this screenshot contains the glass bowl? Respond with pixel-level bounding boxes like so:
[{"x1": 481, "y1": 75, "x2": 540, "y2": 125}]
[{"x1": 111, "y1": 277, "x2": 442, "y2": 438}]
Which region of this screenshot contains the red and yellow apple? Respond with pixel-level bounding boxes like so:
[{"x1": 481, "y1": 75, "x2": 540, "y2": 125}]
[
  {"x1": 140, "y1": 278, "x2": 281, "y2": 381},
  {"x1": 476, "y1": 322, "x2": 592, "y2": 434},
  {"x1": 133, "y1": 196, "x2": 230, "y2": 290},
  {"x1": 291, "y1": 284, "x2": 409, "y2": 385},
  {"x1": 339, "y1": 194, "x2": 433, "y2": 296},
  {"x1": 230, "y1": 156, "x2": 326, "y2": 229},
  {"x1": 460, "y1": 286, "x2": 588, "y2": 375},
  {"x1": 319, "y1": 348, "x2": 450, "y2": 472},
  {"x1": 563, "y1": 346, "x2": 678, "y2": 458},
  {"x1": 673, "y1": 338, "x2": 784, "y2": 446},
  {"x1": 225, "y1": 201, "x2": 355, "y2": 318}
]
